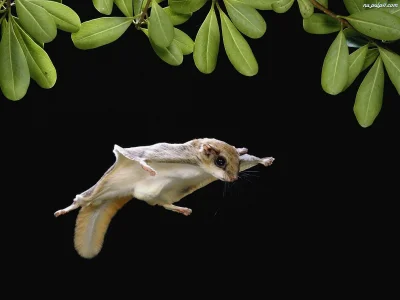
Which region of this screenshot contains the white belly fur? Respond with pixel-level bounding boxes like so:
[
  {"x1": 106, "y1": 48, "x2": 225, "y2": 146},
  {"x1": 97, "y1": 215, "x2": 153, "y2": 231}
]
[
  {"x1": 133, "y1": 162, "x2": 207, "y2": 205},
  {"x1": 95, "y1": 156, "x2": 208, "y2": 206}
]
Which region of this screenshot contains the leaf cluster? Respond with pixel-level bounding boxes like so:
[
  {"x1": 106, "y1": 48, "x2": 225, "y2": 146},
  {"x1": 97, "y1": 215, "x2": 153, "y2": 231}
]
[
  {"x1": 1, "y1": 0, "x2": 399, "y2": 128},
  {"x1": 303, "y1": 0, "x2": 400, "y2": 127},
  {"x1": 0, "y1": 0, "x2": 80, "y2": 100}
]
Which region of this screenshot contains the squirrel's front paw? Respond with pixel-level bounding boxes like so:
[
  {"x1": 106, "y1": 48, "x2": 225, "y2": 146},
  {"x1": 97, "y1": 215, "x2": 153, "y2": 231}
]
[
  {"x1": 141, "y1": 165, "x2": 157, "y2": 176},
  {"x1": 261, "y1": 157, "x2": 274, "y2": 167}
]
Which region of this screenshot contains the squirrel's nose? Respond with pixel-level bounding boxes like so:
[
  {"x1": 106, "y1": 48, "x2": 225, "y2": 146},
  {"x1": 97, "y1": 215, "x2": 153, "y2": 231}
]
[{"x1": 230, "y1": 175, "x2": 238, "y2": 182}]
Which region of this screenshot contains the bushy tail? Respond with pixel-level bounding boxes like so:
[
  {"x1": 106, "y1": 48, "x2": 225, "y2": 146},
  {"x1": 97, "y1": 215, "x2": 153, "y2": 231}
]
[{"x1": 74, "y1": 196, "x2": 132, "y2": 259}]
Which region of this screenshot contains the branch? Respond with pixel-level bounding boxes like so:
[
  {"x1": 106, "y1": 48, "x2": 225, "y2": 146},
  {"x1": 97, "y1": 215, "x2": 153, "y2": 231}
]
[
  {"x1": 309, "y1": 0, "x2": 386, "y2": 47},
  {"x1": 0, "y1": 0, "x2": 10, "y2": 14},
  {"x1": 309, "y1": 0, "x2": 353, "y2": 29},
  {"x1": 136, "y1": 0, "x2": 152, "y2": 29}
]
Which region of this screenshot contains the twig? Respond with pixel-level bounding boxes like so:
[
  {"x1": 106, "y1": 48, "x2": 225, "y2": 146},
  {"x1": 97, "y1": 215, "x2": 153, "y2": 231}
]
[
  {"x1": 309, "y1": 0, "x2": 353, "y2": 29},
  {"x1": 309, "y1": 0, "x2": 384, "y2": 47},
  {"x1": 135, "y1": 0, "x2": 152, "y2": 29}
]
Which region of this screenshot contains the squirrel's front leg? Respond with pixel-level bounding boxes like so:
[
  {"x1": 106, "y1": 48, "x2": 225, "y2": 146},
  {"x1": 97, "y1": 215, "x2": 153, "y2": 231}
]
[
  {"x1": 139, "y1": 159, "x2": 157, "y2": 176},
  {"x1": 162, "y1": 204, "x2": 192, "y2": 216}
]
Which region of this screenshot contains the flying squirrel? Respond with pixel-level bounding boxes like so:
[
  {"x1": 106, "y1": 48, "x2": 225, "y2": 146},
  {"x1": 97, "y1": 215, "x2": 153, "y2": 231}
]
[{"x1": 54, "y1": 138, "x2": 275, "y2": 259}]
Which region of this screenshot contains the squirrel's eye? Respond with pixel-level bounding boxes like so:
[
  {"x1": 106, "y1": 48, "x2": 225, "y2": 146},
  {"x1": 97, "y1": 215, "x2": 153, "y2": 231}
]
[{"x1": 215, "y1": 156, "x2": 226, "y2": 168}]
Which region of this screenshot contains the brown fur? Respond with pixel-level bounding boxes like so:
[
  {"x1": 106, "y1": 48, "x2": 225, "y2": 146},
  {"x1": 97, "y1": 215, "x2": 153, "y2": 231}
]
[
  {"x1": 194, "y1": 138, "x2": 241, "y2": 180},
  {"x1": 74, "y1": 196, "x2": 132, "y2": 259}
]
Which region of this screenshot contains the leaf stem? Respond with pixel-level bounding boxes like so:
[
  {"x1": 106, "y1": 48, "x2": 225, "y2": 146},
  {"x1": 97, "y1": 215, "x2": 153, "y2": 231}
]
[
  {"x1": 309, "y1": 0, "x2": 386, "y2": 48},
  {"x1": 309, "y1": 0, "x2": 353, "y2": 29},
  {"x1": 0, "y1": 0, "x2": 6, "y2": 13},
  {"x1": 7, "y1": 0, "x2": 11, "y2": 16},
  {"x1": 136, "y1": 0, "x2": 152, "y2": 29}
]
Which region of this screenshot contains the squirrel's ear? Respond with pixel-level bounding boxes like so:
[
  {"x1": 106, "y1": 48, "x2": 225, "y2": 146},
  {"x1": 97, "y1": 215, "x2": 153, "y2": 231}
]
[
  {"x1": 200, "y1": 143, "x2": 218, "y2": 156},
  {"x1": 236, "y1": 147, "x2": 248, "y2": 155}
]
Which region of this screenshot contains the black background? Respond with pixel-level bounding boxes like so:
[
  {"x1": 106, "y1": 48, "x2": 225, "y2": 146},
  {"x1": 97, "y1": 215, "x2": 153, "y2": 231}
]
[{"x1": 2, "y1": 1, "x2": 398, "y2": 272}]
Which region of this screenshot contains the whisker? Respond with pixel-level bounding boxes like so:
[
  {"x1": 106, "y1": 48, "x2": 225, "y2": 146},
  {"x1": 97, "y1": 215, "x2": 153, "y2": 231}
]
[
  {"x1": 214, "y1": 207, "x2": 220, "y2": 217},
  {"x1": 231, "y1": 181, "x2": 237, "y2": 187},
  {"x1": 223, "y1": 182, "x2": 227, "y2": 198},
  {"x1": 242, "y1": 176, "x2": 253, "y2": 183},
  {"x1": 226, "y1": 182, "x2": 231, "y2": 195},
  {"x1": 217, "y1": 182, "x2": 228, "y2": 218},
  {"x1": 242, "y1": 173, "x2": 260, "y2": 178},
  {"x1": 241, "y1": 172, "x2": 259, "y2": 176},
  {"x1": 228, "y1": 181, "x2": 237, "y2": 194}
]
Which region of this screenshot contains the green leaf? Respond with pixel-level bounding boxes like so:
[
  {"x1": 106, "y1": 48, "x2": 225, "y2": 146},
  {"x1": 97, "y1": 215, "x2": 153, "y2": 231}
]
[
  {"x1": 50, "y1": 0, "x2": 62, "y2": 2},
  {"x1": 1, "y1": 19, "x2": 7, "y2": 33},
  {"x1": 218, "y1": 7, "x2": 258, "y2": 76},
  {"x1": 173, "y1": 27, "x2": 194, "y2": 55},
  {"x1": 223, "y1": 0, "x2": 266, "y2": 39},
  {"x1": 381, "y1": 0, "x2": 400, "y2": 17},
  {"x1": 321, "y1": 30, "x2": 349, "y2": 95},
  {"x1": 342, "y1": 10, "x2": 400, "y2": 41},
  {"x1": 134, "y1": 0, "x2": 144, "y2": 15},
  {"x1": 93, "y1": 0, "x2": 114, "y2": 15},
  {"x1": 0, "y1": 19, "x2": 30, "y2": 101},
  {"x1": 361, "y1": 48, "x2": 379, "y2": 71},
  {"x1": 169, "y1": 0, "x2": 208, "y2": 14},
  {"x1": 363, "y1": 0, "x2": 378, "y2": 6},
  {"x1": 12, "y1": 18, "x2": 56, "y2": 89},
  {"x1": 151, "y1": 40, "x2": 184, "y2": 66},
  {"x1": 378, "y1": 47, "x2": 400, "y2": 94},
  {"x1": 163, "y1": 6, "x2": 192, "y2": 25},
  {"x1": 193, "y1": 2, "x2": 220, "y2": 74},
  {"x1": 12, "y1": 16, "x2": 45, "y2": 48},
  {"x1": 2, "y1": 16, "x2": 7, "y2": 33},
  {"x1": 298, "y1": 0, "x2": 314, "y2": 19},
  {"x1": 345, "y1": 44, "x2": 368, "y2": 89},
  {"x1": 317, "y1": 0, "x2": 328, "y2": 8},
  {"x1": 303, "y1": 13, "x2": 340, "y2": 34},
  {"x1": 29, "y1": 0, "x2": 81, "y2": 33},
  {"x1": 343, "y1": 28, "x2": 369, "y2": 48},
  {"x1": 71, "y1": 17, "x2": 133, "y2": 50},
  {"x1": 114, "y1": 0, "x2": 133, "y2": 17},
  {"x1": 142, "y1": 28, "x2": 183, "y2": 66},
  {"x1": 149, "y1": 0, "x2": 174, "y2": 48},
  {"x1": 343, "y1": 0, "x2": 364, "y2": 14},
  {"x1": 229, "y1": 0, "x2": 279, "y2": 10},
  {"x1": 134, "y1": 0, "x2": 163, "y2": 15},
  {"x1": 272, "y1": 0, "x2": 295, "y2": 13},
  {"x1": 15, "y1": 0, "x2": 57, "y2": 44},
  {"x1": 354, "y1": 56, "x2": 384, "y2": 127}
]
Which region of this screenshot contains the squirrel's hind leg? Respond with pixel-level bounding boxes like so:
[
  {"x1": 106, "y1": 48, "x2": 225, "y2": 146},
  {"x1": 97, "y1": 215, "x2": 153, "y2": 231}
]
[
  {"x1": 54, "y1": 202, "x2": 79, "y2": 217},
  {"x1": 54, "y1": 195, "x2": 86, "y2": 217},
  {"x1": 162, "y1": 204, "x2": 192, "y2": 216}
]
